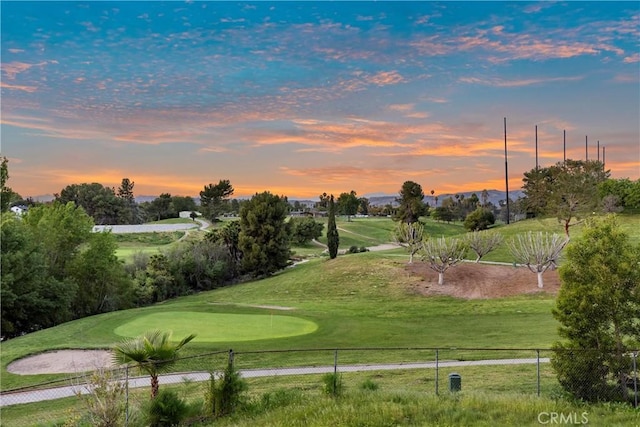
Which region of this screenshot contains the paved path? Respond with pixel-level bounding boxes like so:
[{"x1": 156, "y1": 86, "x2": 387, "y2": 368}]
[{"x1": 0, "y1": 358, "x2": 549, "y2": 407}]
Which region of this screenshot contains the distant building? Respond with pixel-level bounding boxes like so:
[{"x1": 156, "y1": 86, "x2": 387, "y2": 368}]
[
  {"x1": 10, "y1": 205, "x2": 28, "y2": 216},
  {"x1": 179, "y1": 210, "x2": 202, "y2": 219}
]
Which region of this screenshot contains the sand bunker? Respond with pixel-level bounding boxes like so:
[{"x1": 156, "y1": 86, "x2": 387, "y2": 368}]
[{"x1": 7, "y1": 350, "x2": 115, "y2": 375}]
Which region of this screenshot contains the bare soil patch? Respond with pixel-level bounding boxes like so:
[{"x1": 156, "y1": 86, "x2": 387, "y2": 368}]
[
  {"x1": 7, "y1": 350, "x2": 115, "y2": 375},
  {"x1": 406, "y1": 262, "x2": 560, "y2": 299}
]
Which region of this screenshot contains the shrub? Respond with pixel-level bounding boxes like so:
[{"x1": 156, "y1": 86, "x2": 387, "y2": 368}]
[
  {"x1": 205, "y1": 361, "x2": 248, "y2": 418},
  {"x1": 463, "y1": 208, "x2": 495, "y2": 231},
  {"x1": 147, "y1": 389, "x2": 188, "y2": 427},
  {"x1": 322, "y1": 372, "x2": 344, "y2": 397},
  {"x1": 72, "y1": 368, "x2": 126, "y2": 427},
  {"x1": 359, "y1": 378, "x2": 379, "y2": 391}
]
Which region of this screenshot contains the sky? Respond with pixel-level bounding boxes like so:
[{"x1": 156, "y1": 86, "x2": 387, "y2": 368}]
[{"x1": 1, "y1": 1, "x2": 639, "y2": 200}]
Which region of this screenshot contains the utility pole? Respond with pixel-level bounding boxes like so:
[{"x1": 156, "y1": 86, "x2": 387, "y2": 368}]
[
  {"x1": 504, "y1": 117, "x2": 510, "y2": 225},
  {"x1": 563, "y1": 130, "x2": 566, "y2": 163},
  {"x1": 535, "y1": 125, "x2": 538, "y2": 170},
  {"x1": 585, "y1": 135, "x2": 588, "y2": 161}
]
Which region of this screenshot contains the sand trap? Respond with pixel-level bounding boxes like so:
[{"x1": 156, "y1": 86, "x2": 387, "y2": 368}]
[{"x1": 7, "y1": 350, "x2": 115, "y2": 375}]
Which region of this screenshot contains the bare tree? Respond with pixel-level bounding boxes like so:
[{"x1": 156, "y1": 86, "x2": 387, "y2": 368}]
[
  {"x1": 420, "y1": 237, "x2": 468, "y2": 285},
  {"x1": 466, "y1": 230, "x2": 504, "y2": 263},
  {"x1": 393, "y1": 221, "x2": 425, "y2": 264},
  {"x1": 507, "y1": 231, "x2": 568, "y2": 288}
]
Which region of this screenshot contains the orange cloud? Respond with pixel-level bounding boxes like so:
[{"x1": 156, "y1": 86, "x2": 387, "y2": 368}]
[{"x1": 0, "y1": 81, "x2": 38, "y2": 92}]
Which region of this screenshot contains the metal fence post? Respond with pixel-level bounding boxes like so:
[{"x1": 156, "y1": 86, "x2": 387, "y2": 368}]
[
  {"x1": 536, "y1": 349, "x2": 540, "y2": 397},
  {"x1": 435, "y1": 349, "x2": 439, "y2": 396},
  {"x1": 633, "y1": 351, "x2": 638, "y2": 408},
  {"x1": 125, "y1": 365, "x2": 129, "y2": 427},
  {"x1": 228, "y1": 349, "x2": 234, "y2": 368},
  {"x1": 334, "y1": 349, "x2": 339, "y2": 395}
]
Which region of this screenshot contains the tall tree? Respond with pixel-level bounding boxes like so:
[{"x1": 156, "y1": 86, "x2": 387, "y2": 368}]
[
  {"x1": 394, "y1": 181, "x2": 427, "y2": 224},
  {"x1": 1, "y1": 156, "x2": 18, "y2": 212},
  {"x1": 116, "y1": 178, "x2": 140, "y2": 224},
  {"x1": 113, "y1": 330, "x2": 196, "y2": 399},
  {"x1": 290, "y1": 217, "x2": 324, "y2": 245},
  {"x1": 337, "y1": 190, "x2": 359, "y2": 222},
  {"x1": 552, "y1": 216, "x2": 640, "y2": 403},
  {"x1": 68, "y1": 232, "x2": 133, "y2": 318},
  {"x1": 507, "y1": 231, "x2": 568, "y2": 288},
  {"x1": 23, "y1": 202, "x2": 94, "y2": 279},
  {"x1": 327, "y1": 195, "x2": 339, "y2": 259},
  {"x1": 522, "y1": 160, "x2": 609, "y2": 235},
  {"x1": 1, "y1": 217, "x2": 76, "y2": 337},
  {"x1": 238, "y1": 192, "x2": 291, "y2": 276},
  {"x1": 57, "y1": 182, "x2": 125, "y2": 225},
  {"x1": 142, "y1": 193, "x2": 175, "y2": 221},
  {"x1": 200, "y1": 180, "x2": 234, "y2": 221},
  {"x1": 420, "y1": 237, "x2": 467, "y2": 285}
]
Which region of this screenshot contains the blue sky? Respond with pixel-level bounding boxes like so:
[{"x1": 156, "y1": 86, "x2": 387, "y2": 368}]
[{"x1": 1, "y1": 1, "x2": 639, "y2": 199}]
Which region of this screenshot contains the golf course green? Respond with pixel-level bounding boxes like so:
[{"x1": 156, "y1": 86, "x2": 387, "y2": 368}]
[{"x1": 113, "y1": 312, "x2": 318, "y2": 342}]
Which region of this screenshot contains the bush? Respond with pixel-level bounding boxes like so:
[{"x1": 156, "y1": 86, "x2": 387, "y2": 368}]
[
  {"x1": 205, "y1": 361, "x2": 248, "y2": 418},
  {"x1": 463, "y1": 208, "x2": 495, "y2": 231},
  {"x1": 322, "y1": 372, "x2": 344, "y2": 397},
  {"x1": 359, "y1": 378, "x2": 379, "y2": 391},
  {"x1": 147, "y1": 389, "x2": 188, "y2": 427}
]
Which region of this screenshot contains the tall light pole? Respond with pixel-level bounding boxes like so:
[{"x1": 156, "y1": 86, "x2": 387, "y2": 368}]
[
  {"x1": 504, "y1": 117, "x2": 510, "y2": 225},
  {"x1": 535, "y1": 125, "x2": 538, "y2": 170}
]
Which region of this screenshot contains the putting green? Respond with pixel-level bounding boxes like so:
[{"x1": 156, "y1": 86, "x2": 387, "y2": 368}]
[{"x1": 113, "y1": 312, "x2": 318, "y2": 342}]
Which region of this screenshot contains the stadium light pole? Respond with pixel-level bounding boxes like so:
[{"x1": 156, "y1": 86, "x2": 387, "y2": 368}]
[{"x1": 504, "y1": 117, "x2": 510, "y2": 225}]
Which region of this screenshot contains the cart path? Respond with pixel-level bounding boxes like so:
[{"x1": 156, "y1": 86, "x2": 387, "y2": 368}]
[{"x1": 0, "y1": 357, "x2": 549, "y2": 407}]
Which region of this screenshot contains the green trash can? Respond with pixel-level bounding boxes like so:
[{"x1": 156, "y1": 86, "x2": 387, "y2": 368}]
[{"x1": 449, "y1": 373, "x2": 461, "y2": 392}]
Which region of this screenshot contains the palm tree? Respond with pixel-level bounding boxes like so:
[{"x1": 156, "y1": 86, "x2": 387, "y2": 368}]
[{"x1": 113, "y1": 330, "x2": 196, "y2": 399}]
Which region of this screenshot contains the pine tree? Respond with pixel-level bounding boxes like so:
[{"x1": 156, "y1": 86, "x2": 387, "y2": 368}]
[{"x1": 327, "y1": 195, "x2": 339, "y2": 259}]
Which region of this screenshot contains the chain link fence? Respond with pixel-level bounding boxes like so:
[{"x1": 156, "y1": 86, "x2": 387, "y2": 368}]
[{"x1": 1, "y1": 347, "x2": 637, "y2": 426}]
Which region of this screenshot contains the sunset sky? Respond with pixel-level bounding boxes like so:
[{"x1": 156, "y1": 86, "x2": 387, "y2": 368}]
[{"x1": 1, "y1": 1, "x2": 639, "y2": 200}]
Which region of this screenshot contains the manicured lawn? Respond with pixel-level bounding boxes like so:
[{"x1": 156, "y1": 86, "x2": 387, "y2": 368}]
[{"x1": 113, "y1": 312, "x2": 318, "y2": 342}]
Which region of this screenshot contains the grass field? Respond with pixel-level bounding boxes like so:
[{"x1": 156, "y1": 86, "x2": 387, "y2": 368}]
[
  {"x1": 1, "y1": 214, "x2": 639, "y2": 426},
  {"x1": 113, "y1": 312, "x2": 318, "y2": 342}
]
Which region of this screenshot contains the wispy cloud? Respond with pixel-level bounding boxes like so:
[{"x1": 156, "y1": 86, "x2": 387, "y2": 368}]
[
  {"x1": 0, "y1": 81, "x2": 38, "y2": 92},
  {"x1": 459, "y1": 75, "x2": 583, "y2": 87}
]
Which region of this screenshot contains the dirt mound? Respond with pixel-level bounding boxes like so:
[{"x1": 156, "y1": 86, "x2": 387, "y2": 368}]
[{"x1": 406, "y1": 262, "x2": 560, "y2": 299}]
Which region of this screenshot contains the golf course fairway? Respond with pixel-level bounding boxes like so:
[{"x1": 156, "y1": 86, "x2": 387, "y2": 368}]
[{"x1": 113, "y1": 312, "x2": 318, "y2": 342}]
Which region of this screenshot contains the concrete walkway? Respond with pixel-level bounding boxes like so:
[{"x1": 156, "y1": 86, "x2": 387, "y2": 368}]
[{"x1": 0, "y1": 358, "x2": 549, "y2": 407}]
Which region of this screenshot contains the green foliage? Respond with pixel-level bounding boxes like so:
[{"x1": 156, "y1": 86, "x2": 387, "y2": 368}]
[
  {"x1": 0, "y1": 156, "x2": 21, "y2": 212},
  {"x1": 522, "y1": 160, "x2": 609, "y2": 235},
  {"x1": 68, "y1": 232, "x2": 133, "y2": 318},
  {"x1": 289, "y1": 216, "x2": 324, "y2": 245},
  {"x1": 359, "y1": 378, "x2": 379, "y2": 391},
  {"x1": 432, "y1": 206, "x2": 455, "y2": 223},
  {"x1": 200, "y1": 180, "x2": 234, "y2": 221},
  {"x1": 394, "y1": 181, "x2": 428, "y2": 224},
  {"x1": 239, "y1": 191, "x2": 291, "y2": 277},
  {"x1": 327, "y1": 195, "x2": 339, "y2": 259},
  {"x1": 463, "y1": 208, "x2": 495, "y2": 231},
  {"x1": 1, "y1": 217, "x2": 76, "y2": 337},
  {"x1": 337, "y1": 190, "x2": 359, "y2": 220},
  {"x1": 598, "y1": 178, "x2": 640, "y2": 211},
  {"x1": 56, "y1": 183, "x2": 127, "y2": 225},
  {"x1": 205, "y1": 361, "x2": 248, "y2": 418},
  {"x1": 147, "y1": 389, "x2": 189, "y2": 427},
  {"x1": 113, "y1": 330, "x2": 196, "y2": 399},
  {"x1": 140, "y1": 193, "x2": 176, "y2": 222},
  {"x1": 347, "y1": 245, "x2": 369, "y2": 254},
  {"x1": 23, "y1": 201, "x2": 94, "y2": 278},
  {"x1": 552, "y1": 216, "x2": 640, "y2": 403},
  {"x1": 322, "y1": 372, "x2": 344, "y2": 397}
]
